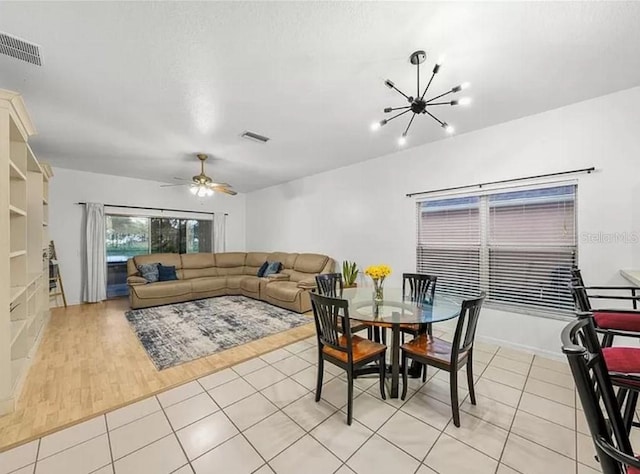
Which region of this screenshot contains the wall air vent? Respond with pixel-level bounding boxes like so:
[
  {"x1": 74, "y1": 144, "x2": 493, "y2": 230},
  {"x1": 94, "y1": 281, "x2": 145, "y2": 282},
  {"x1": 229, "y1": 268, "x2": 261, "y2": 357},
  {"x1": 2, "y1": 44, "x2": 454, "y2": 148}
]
[
  {"x1": 0, "y1": 32, "x2": 42, "y2": 66},
  {"x1": 240, "y1": 131, "x2": 270, "y2": 144}
]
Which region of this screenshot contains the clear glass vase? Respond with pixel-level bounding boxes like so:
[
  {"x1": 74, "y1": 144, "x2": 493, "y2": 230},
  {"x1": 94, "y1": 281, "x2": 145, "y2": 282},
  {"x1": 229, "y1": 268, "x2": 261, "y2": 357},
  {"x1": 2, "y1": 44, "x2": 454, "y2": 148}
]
[{"x1": 372, "y1": 278, "x2": 384, "y2": 303}]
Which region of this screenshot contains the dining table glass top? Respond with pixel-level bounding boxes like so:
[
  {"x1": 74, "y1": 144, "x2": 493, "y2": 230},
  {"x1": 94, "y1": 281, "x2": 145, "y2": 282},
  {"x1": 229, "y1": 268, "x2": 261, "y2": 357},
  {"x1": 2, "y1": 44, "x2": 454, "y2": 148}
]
[{"x1": 341, "y1": 287, "x2": 462, "y2": 325}]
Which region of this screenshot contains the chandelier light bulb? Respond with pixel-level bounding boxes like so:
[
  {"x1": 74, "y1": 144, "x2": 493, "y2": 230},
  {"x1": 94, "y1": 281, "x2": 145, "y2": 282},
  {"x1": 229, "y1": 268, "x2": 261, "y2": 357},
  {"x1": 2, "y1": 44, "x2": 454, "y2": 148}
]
[
  {"x1": 461, "y1": 82, "x2": 470, "y2": 90},
  {"x1": 459, "y1": 97, "x2": 472, "y2": 106},
  {"x1": 383, "y1": 107, "x2": 392, "y2": 113},
  {"x1": 437, "y1": 55, "x2": 446, "y2": 66},
  {"x1": 443, "y1": 123, "x2": 455, "y2": 134},
  {"x1": 371, "y1": 122, "x2": 381, "y2": 131},
  {"x1": 384, "y1": 79, "x2": 394, "y2": 89},
  {"x1": 398, "y1": 135, "x2": 407, "y2": 146}
]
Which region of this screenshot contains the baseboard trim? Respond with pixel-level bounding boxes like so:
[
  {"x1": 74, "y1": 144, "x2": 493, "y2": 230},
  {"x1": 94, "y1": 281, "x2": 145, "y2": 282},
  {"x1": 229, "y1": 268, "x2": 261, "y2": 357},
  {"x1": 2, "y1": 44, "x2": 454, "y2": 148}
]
[{"x1": 476, "y1": 334, "x2": 564, "y2": 361}]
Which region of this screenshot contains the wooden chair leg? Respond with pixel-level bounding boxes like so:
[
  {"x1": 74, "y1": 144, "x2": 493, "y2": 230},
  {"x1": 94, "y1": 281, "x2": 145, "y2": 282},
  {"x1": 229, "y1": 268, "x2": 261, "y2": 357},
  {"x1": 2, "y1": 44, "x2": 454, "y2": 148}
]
[
  {"x1": 401, "y1": 351, "x2": 409, "y2": 400},
  {"x1": 379, "y1": 353, "x2": 387, "y2": 400},
  {"x1": 347, "y1": 366, "x2": 354, "y2": 425},
  {"x1": 467, "y1": 353, "x2": 476, "y2": 405},
  {"x1": 315, "y1": 355, "x2": 324, "y2": 402},
  {"x1": 450, "y1": 369, "x2": 460, "y2": 427}
]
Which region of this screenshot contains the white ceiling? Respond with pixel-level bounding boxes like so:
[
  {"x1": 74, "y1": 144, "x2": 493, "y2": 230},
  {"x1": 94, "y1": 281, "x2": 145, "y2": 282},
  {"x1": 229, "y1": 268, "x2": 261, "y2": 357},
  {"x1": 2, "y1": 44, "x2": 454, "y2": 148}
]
[{"x1": 1, "y1": 2, "x2": 640, "y2": 192}]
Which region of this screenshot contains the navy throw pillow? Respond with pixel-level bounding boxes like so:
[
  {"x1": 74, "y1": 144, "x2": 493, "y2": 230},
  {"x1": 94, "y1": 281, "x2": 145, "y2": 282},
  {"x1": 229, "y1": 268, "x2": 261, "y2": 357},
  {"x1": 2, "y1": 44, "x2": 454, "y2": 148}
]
[
  {"x1": 257, "y1": 262, "x2": 269, "y2": 277},
  {"x1": 138, "y1": 263, "x2": 160, "y2": 283},
  {"x1": 263, "y1": 261, "x2": 282, "y2": 277},
  {"x1": 158, "y1": 264, "x2": 178, "y2": 282}
]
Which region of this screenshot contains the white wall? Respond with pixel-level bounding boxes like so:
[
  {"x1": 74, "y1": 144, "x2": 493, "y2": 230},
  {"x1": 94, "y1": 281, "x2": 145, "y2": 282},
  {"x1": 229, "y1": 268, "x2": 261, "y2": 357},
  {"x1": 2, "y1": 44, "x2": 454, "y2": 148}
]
[
  {"x1": 246, "y1": 86, "x2": 640, "y2": 357},
  {"x1": 49, "y1": 168, "x2": 246, "y2": 305}
]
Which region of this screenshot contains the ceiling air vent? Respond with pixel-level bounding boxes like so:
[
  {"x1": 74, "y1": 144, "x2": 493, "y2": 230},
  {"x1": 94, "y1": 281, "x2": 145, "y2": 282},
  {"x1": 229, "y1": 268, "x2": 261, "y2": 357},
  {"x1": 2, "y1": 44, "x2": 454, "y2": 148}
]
[
  {"x1": 0, "y1": 32, "x2": 42, "y2": 66},
  {"x1": 241, "y1": 131, "x2": 270, "y2": 144}
]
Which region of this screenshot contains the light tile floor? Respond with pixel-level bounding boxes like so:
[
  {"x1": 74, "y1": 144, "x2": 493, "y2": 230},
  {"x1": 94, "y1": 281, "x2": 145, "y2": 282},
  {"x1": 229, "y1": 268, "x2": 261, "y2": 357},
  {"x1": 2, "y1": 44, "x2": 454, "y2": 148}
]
[{"x1": 0, "y1": 335, "x2": 601, "y2": 474}]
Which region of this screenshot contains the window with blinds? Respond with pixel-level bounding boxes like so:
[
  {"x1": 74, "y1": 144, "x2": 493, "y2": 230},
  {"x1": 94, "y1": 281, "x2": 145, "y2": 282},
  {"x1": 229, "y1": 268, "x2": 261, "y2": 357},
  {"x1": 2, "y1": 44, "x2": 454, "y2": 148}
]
[{"x1": 416, "y1": 184, "x2": 577, "y2": 315}]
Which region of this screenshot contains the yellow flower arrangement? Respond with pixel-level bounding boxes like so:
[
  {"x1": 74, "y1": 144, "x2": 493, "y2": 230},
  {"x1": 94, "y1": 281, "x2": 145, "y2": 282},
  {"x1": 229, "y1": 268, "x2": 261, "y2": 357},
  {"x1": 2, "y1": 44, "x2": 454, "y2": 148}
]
[{"x1": 364, "y1": 264, "x2": 392, "y2": 281}]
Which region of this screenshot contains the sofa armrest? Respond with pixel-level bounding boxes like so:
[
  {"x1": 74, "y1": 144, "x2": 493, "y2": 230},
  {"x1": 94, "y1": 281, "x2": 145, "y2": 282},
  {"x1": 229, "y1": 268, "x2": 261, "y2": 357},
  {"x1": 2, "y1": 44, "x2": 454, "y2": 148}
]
[
  {"x1": 127, "y1": 276, "x2": 148, "y2": 286},
  {"x1": 265, "y1": 273, "x2": 290, "y2": 281},
  {"x1": 297, "y1": 278, "x2": 317, "y2": 290}
]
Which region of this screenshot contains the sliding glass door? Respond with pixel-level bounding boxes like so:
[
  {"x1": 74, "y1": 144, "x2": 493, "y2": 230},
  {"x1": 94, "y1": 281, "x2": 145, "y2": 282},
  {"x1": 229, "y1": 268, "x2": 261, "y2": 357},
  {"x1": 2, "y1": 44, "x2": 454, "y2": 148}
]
[{"x1": 106, "y1": 214, "x2": 213, "y2": 298}]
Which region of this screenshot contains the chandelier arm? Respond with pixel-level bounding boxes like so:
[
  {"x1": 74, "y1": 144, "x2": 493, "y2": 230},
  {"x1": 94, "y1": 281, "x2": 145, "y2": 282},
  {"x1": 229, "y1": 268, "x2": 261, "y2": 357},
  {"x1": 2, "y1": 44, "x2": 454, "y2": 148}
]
[
  {"x1": 387, "y1": 106, "x2": 411, "y2": 112},
  {"x1": 419, "y1": 71, "x2": 437, "y2": 101},
  {"x1": 426, "y1": 90, "x2": 454, "y2": 103},
  {"x1": 386, "y1": 108, "x2": 412, "y2": 123},
  {"x1": 426, "y1": 102, "x2": 455, "y2": 106},
  {"x1": 390, "y1": 84, "x2": 411, "y2": 101},
  {"x1": 403, "y1": 113, "x2": 417, "y2": 137},
  {"x1": 425, "y1": 110, "x2": 446, "y2": 127}
]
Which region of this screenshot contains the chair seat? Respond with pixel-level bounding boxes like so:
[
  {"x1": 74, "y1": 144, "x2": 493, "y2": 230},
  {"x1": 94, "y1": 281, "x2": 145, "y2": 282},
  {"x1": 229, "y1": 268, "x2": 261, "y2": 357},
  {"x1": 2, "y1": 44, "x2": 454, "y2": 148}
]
[
  {"x1": 399, "y1": 323, "x2": 421, "y2": 333},
  {"x1": 595, "y1": 311, "x2": 640, "y2": 333},
  {"x1": 400, "y1": 334, "x2": 460, "y2": 365},
  {"x1": 322, "y1": 335, "x2": 386, "y2": 363},
  {"x1": 603, "y1": 347, "x2": 640, "y2": 374},
  {"x1": 628, "y1": 462, "x2": 640, "y2": 474}
]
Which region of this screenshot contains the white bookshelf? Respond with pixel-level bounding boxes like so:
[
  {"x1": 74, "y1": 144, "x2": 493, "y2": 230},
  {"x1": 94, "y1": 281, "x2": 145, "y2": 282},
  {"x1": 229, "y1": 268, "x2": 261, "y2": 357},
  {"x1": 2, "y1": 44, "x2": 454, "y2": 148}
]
[{"x1": 1, "y1": 89, "x2": 52, "y2": 415}]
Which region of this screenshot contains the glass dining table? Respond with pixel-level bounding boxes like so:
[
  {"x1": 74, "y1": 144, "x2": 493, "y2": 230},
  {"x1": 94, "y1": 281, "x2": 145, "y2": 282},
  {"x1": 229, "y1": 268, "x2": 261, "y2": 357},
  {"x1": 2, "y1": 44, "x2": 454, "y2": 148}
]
[{"x1": 341, "y1": 287, "x2": 462, "y2": 398}]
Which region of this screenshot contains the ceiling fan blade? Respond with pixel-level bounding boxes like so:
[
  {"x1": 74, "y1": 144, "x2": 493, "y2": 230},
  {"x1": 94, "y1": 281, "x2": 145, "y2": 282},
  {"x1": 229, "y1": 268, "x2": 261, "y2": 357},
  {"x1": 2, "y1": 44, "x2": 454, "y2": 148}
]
[
  {"x1": 208, "y1": 182, "x2": 230, "y2": 188},
  {"x1": 160, "y1": 183, "x2": 189, "y2": 187},
  {"x1": 172, "y1": 177, "x2": 192, "y2": 181},
  {"x1": 216, "y1": 187, "x2": 237, "y2": 196}
]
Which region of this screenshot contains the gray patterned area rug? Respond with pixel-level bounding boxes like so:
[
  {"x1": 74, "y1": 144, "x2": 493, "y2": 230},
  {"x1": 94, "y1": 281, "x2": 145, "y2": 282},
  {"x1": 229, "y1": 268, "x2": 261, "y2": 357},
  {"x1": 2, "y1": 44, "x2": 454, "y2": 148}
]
[{"x1": 125, "y1": 296, "x2": 312, "y2": 370}]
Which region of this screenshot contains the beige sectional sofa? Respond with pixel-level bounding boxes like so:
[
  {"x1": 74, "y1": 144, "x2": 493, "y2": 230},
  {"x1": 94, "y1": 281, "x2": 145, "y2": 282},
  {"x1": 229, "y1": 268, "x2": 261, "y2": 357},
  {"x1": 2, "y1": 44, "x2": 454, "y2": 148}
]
[{"x1": 126, "y1": 252, "x2": 334, "y2": 313}]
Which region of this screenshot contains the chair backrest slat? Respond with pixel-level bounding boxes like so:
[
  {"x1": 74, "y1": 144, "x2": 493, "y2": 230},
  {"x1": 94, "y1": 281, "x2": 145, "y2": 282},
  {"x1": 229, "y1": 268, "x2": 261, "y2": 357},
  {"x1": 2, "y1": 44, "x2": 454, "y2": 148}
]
[
  {"x1": 562, "y1": 313, "x2": 635, "y2": 473},
  {"x1": 310, "y1": 291, "x2": 352, "y2": 355},
  {"x1": 452, "y1": 294, "x2": 485, "y2": 359},
  {"x1": 316, "y1": 273, "x2": 344, "y2": 298},
  {"x1": 402, "y1": 273, "x2": 437, "y2": 303}
]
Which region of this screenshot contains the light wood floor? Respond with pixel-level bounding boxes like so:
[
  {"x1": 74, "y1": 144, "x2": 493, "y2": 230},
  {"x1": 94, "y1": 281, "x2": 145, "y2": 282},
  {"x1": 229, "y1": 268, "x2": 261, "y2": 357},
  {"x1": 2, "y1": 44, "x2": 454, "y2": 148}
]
[{"x1": 0, "y1": 298, "x2": 315, "y2": 452}]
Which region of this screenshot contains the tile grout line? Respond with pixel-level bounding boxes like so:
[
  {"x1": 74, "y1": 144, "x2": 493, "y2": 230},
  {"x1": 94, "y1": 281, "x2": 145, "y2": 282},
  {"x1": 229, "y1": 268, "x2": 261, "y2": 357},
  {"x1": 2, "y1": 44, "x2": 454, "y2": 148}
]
[
  {"x1": 103, "y1": 414, "x2": 115, "y2": 474},
  {"x1": 156, "y1": 393, "x2": 198, "y2": 474},
  {"x1": 195, "y1": 378, "x2": 274, "y2": 473},
  {"x1": 494, "y1": 353, "x2": 534, "y2": 473}
]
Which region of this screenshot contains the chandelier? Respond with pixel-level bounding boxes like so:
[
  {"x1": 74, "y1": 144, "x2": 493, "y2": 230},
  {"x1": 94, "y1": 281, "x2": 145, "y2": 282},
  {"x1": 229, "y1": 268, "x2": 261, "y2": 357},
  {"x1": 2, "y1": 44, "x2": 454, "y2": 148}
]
[{"x1": 372, "y1": 50, "x2": 470, "y2": 146}]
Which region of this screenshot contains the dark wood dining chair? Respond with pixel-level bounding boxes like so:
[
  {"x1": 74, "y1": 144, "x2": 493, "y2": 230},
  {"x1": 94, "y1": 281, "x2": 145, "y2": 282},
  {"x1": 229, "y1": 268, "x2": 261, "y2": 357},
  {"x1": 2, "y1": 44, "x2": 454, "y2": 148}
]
[
  {"x1": 315, "y1": 273, "x2": 373, "y2": 339},
  {"x1": 570, "y1": 267, "x2": 640, "y2": 347},
  {"x1": 310, "y1": 291, "x2": 387, "y2": 425},
  {"x1": 400, "y1": 273, "x2": 438, "y2": 341},
  {"x1": 400, "y1": 293, "x2": 485, "y2": 427},
  {"x1": 562, "y1": 313, "x2": 640, "y2": 474}
]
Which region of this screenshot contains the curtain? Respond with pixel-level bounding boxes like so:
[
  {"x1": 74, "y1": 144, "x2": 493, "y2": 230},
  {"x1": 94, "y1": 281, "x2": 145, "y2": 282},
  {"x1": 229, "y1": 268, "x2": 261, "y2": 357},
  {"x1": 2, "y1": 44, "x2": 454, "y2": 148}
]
[
  {"x1": 213, "y1": 213, "x2": 227, "y2": 253},
  {"x1": 82, "y1": 202, "x2": 107, "y2": 303}
]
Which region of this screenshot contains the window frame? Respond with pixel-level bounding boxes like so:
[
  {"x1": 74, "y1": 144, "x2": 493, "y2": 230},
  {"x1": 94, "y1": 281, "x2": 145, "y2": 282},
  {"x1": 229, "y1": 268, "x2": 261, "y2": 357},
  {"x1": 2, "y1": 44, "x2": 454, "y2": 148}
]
[{"x1": 416, "y1": 180, "x2": 578, "y2": 320}]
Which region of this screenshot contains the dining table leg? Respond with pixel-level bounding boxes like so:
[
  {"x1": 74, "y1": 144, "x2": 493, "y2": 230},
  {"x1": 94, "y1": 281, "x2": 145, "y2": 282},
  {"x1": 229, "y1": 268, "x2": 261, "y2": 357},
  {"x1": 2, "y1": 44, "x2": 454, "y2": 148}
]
[{"x1": 390, "y1": 325, "x2": 401, "y2": 398}]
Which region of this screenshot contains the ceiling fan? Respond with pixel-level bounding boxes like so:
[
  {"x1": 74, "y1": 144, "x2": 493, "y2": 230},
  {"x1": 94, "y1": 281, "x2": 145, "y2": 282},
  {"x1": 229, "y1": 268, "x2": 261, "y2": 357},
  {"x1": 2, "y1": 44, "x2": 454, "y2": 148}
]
[{"x1": 161, "y1": 154, "x2": 237, "y2": 196}]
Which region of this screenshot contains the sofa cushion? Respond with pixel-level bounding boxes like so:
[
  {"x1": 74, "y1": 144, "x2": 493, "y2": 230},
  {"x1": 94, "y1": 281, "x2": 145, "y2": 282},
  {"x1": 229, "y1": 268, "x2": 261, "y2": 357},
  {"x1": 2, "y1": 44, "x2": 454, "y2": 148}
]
[
  {"x1": 138, "y1": 263, "x2": 160, "y2": 282},
  {"x1": 181, "y1": 253, "x2": 216, "y2": 269},
  {"x1": 240, "y1": 276, "x2": 261, "y2": 293},
  {"x1": 190, "y1": 277, "x2": 227, "y2": 293},
  {"x1": 217, "y1": 266, "x2": 245, "y2": 276},
  {"x1": 266, "y1": 281, "x2": 303, "y2": 302},
  {"x1": 268, "y1": 252, "x2": 298, "y2": 270},
  {"x1": 182, "y1": 267, "x2": 219, "y2": 279},
  {"x1": 246, "y1": 252, "x2": 269, "y2": 267},
  {"x1": 227, "y1": 275, "x2": 251, "y2": 289},
  {"x1": 135, "y1": 253, "x2": 182, "y2": 270},
  {"x1": 132, "y1": 280, "x2": 191, "y2": 299},
  {"x1": 294, "y1": 253, "x2": 330, "y2": 274},
  {"x1": 216, "y1": 252, "x2": 247, "y2": 267},
  {"x1": 158, "y1": 265, "x2": 178, "y2": 281}
]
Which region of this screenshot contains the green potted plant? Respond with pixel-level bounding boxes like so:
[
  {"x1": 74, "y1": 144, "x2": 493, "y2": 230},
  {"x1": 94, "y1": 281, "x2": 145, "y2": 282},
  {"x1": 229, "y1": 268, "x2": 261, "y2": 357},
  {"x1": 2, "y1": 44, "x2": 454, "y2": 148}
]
[{"x1": 342, "y1": 261, "x2": 359, "y2": 288}]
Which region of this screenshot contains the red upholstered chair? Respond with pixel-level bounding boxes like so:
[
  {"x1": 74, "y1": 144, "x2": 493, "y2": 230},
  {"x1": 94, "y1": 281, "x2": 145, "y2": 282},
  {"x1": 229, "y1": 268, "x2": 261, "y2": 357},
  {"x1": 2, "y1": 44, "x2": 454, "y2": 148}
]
[
  {"x1": 562, "y1": 312, "x2": 640, "y2": 473},
  {"x1": 570, "y1": 267, "x2": 640, "y2": 347}
]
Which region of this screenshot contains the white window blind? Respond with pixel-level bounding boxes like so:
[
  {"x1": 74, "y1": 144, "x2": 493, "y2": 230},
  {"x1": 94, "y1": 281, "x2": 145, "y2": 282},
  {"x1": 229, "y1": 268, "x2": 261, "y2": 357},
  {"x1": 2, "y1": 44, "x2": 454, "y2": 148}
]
[
  {"x1": 417, "y1": 184, "x2": 577, "y2": 315},
  {"x1": 417, "y1": 196, "x2": 481, "y2": 299}
]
